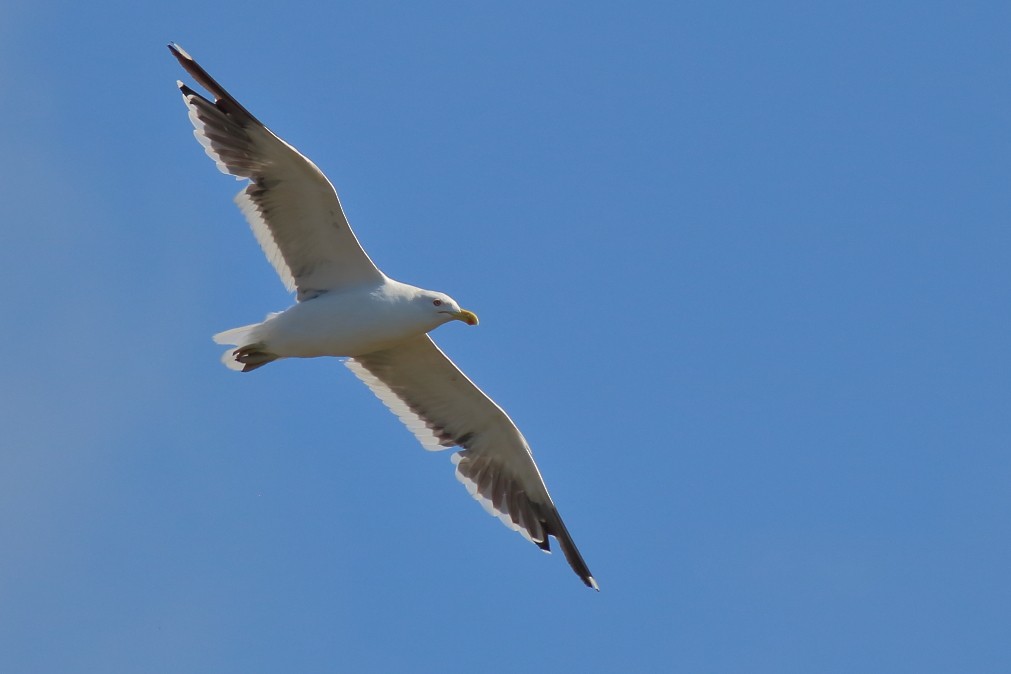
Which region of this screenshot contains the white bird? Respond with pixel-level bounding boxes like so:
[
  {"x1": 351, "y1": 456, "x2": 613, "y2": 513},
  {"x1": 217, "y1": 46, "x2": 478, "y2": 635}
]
[{"x1": 170, "y1": 44, "x2": 597, "y2": 589}]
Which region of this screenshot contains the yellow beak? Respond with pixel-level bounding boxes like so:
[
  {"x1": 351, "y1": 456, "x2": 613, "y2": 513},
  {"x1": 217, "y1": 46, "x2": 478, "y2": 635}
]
[{"x1": 452, "y1": 309, "x2": 479, "y2": 326}]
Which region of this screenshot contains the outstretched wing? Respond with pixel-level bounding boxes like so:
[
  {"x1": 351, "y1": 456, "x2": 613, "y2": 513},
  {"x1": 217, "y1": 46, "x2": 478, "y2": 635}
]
[
  {"x1": 346, "y1": 335, "x2": 597, "y2": 589},
  {"x1": 170, "y1": 44, "x2": 385, "y2": 300}
]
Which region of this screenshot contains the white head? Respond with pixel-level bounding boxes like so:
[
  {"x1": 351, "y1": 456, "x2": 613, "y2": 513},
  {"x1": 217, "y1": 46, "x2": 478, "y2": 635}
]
[{"x1": 417, "y1": 290, "x2": 479, "y2": 326}]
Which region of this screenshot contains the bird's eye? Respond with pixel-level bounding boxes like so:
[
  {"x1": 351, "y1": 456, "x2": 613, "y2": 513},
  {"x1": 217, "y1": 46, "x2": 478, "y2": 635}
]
[{"x1": 433, "y1": 299, "x2": 443, "y2": 307}]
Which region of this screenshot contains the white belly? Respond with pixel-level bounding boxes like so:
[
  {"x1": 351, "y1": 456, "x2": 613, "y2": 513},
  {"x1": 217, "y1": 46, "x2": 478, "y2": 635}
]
[{"x1": 255, "y1": 289, "x2": 436, "y2": 358}]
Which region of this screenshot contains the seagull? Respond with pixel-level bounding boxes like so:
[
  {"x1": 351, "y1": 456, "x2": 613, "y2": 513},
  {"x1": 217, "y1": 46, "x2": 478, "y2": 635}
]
[{"x1": 169, "y1": 44, "x2": 597, "y2": 590}]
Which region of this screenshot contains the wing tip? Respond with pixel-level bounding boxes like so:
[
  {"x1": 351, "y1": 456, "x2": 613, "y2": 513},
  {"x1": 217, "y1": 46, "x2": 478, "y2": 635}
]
[
  {"x1": 167, "y1": 42, "x2": 192, "y2": 63},
  {"x1": 168, "y1": 42, "x2": 265, "y2": 127}
]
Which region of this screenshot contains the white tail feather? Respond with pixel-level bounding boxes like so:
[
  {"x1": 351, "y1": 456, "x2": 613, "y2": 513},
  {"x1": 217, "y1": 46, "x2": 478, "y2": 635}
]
[
  {"x1": 213, "y1": 322, "x2": 261, "y2": 346},
  {"x1": 219, "y1": 349, "x2": 246, "y2": 371}
]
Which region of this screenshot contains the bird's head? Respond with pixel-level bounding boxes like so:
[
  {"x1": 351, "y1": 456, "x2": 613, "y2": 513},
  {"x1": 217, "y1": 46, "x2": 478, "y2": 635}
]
[{"x1": 422, "y1": 292, "x2": 479, "y2": 326}]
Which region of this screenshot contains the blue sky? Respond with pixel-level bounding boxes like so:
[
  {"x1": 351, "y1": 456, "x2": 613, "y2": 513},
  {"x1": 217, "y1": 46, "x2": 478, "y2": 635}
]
[{"x1": 2, "y1": 2, "x2": 1010, "y2": 671}]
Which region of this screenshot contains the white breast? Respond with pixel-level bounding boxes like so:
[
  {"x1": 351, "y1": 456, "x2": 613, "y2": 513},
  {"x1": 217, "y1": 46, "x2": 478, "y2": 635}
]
[{"x1": 257, "y1": 282, "x2": 442, "y2": 358}]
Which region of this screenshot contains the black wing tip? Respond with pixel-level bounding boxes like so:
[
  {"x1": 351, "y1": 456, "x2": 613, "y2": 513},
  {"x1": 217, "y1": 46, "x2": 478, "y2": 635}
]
[
  {"x1": 569, "y1": 551, "x2": 599, "y2": 591},
  {"x1": 167, "y1": 42, "x2": 263, "y2": 126},
  {"x1": 532, "y1": 530, "x2": 597, "y2": 590},
  {"x1": 542, "y1": 509, "x2": 598, "y2": 591},
  {"x1": 167, "y1": 42, "x2": 191, "y2": 63}
]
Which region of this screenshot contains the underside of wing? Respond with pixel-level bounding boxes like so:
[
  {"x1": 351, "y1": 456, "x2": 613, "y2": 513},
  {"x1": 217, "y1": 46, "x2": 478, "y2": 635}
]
[
  {"x1": 170, "y1": 44, "x2": 385, "y2": 299},
  {"x1": 346, "y1": 335, "x2": 597, "y2": 589}
]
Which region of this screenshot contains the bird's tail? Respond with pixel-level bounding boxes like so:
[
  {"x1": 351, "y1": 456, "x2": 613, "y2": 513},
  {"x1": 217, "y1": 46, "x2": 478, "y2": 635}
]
[{"x1": 213, "y1": 323, "x2": 278, "y2": 372}]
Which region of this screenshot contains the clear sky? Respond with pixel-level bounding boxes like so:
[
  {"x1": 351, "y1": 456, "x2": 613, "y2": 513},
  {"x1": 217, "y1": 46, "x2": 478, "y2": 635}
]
[{"x1": 2, "y1": 2, "x2": 1009, "y2": 672}]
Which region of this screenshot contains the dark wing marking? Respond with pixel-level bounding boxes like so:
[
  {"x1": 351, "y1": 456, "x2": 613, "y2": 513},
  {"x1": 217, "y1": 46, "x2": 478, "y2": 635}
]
[
  {"x1": 170, "y1": 44, "x2": 385, "y2": 299},
  {"x1": 346, "y1": 335, "x2": 597, "y2": 590}
]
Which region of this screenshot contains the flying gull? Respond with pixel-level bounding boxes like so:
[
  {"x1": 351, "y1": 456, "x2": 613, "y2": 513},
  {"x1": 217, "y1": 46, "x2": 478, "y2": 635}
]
[{"x1": 169, "y1": 44, "x2": 597, "y2": 589}]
